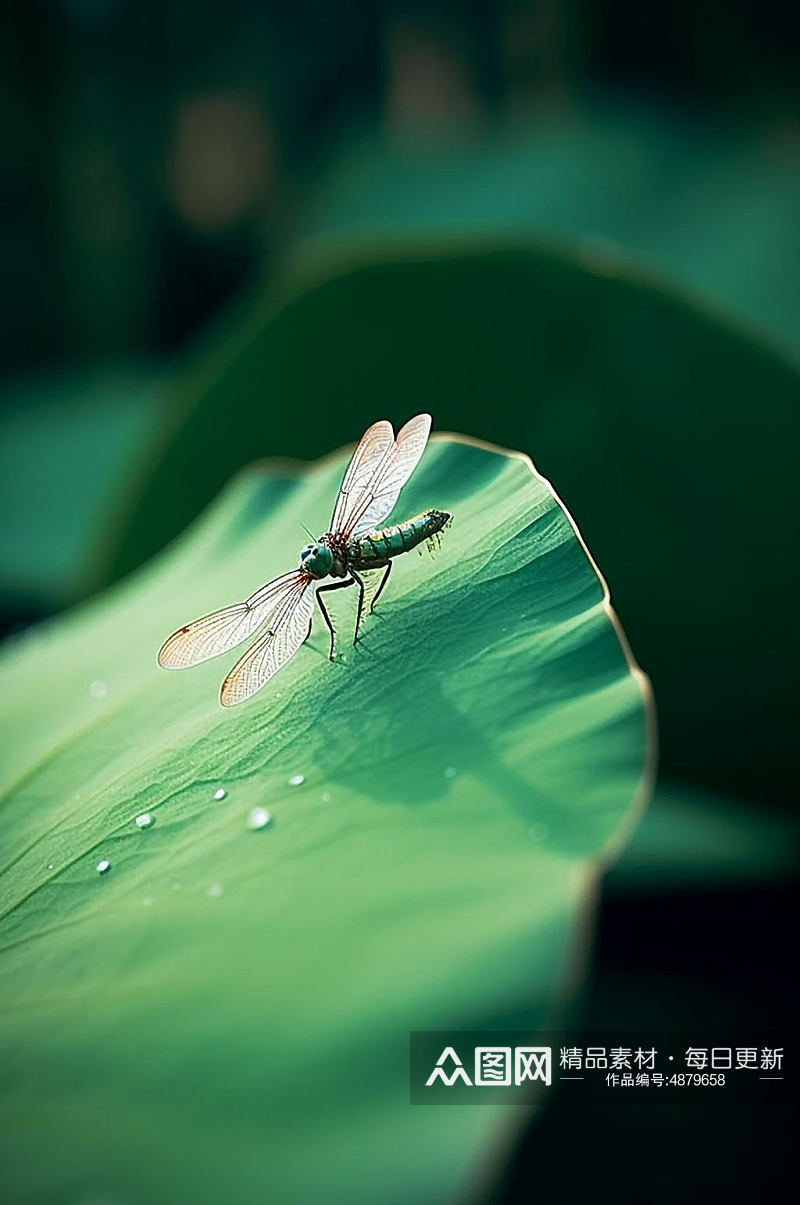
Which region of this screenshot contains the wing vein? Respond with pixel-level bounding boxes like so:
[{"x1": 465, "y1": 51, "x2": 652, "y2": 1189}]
[{"x1": 330, "y1": 414, "x2": 431, "y2": 539}]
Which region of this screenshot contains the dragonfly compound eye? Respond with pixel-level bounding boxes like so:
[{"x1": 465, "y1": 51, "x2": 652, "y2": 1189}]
[{"x1": 299, "y1": 543, "x2": 333, "y2": 579}]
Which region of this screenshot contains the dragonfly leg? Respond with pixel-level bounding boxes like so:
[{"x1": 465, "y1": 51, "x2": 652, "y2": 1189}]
[
  {"x1": 316, "y1": 578, "x2": 355, "y2": 660},
  {"x1": 369, "y1": 562, "x2": 392, "y2": 614},
  {"x1": 350, "y1": 570, "x2": 366, "y2": 645}
]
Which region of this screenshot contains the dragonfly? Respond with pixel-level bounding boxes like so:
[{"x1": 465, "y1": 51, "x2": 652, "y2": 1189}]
[{"x1": 158, "y1": 413, "x2": 451, "y2": 706}]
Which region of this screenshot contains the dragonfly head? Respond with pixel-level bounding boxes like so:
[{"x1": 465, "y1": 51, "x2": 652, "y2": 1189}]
[{"x1": 299, "y1": 542, "x2": 333, "y2": 579}]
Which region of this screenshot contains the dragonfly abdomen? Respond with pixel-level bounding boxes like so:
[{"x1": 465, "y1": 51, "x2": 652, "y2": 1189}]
[{"x1": 350, "y1": 509, "x2": 451, "y2": 568}]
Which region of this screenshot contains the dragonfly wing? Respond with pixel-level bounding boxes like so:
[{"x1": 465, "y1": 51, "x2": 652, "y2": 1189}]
[
  {"x1": 220, "y1": 576, "x2": 315, "y2": 706},
  {"x1": 348, "y1": 413, "x2": 431, "y2": 537},
  {"x1": 329, "y1": 419, "x2": 395, "y2": 536},
  {"x1": 158, "y1": 570, "x2": 302, "y2": 670}
]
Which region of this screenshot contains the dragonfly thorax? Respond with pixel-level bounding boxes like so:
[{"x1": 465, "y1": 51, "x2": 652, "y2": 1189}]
[{"x1": 299, "y1": 542, "x2": 333, "y2": 579}]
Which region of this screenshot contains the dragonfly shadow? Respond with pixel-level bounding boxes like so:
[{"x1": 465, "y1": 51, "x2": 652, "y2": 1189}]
[{"x1": 302, "y1": 536, "x2": 624, "y2": 860}]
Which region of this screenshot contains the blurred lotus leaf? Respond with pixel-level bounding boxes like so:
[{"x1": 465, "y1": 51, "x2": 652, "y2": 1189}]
[{"x1": 100, "y1": 241, "x2": 799, "y2": 811}]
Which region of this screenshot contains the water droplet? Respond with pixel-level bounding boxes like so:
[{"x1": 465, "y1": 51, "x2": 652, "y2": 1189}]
[
  {"x1": 47, "y1": 862, "x2": 54, "y2": 870},
  {"x1": 443, "y1": 766, "x2": 457, "y2": 779},
  {"x1": 89, "y1": 680, "x2": 108, "y2": 699},
  {"x1": 320, "y1": 792, "x2": 331, "y2": 803},
  {"x1": 288, "y1": 774, "x2": 305, "y2": 787},
  {"x1": 142, "y1": 896, "x2": 154, "y2": 907},
  {"x1": 527, "y1": 822, "x2": 548, "y2": 842},
  {"x1": 247, "y1": 807, "x2": 272, "y2": 831},
  {"x1": 206, "y1": 882, "x2": 224, "y2": 898},
  {"x1": 96, "y1": 859, "x2": 111, "y2": 875},
  {"x1": 214, "y1": 788, "x2": 227, "y2": 800},
  {"x1": 135, "y1": 812, "x2": 154, "y2": 830}
]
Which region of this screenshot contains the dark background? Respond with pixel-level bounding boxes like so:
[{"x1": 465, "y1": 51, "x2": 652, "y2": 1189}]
[
  {"x1": 1, "y1": 2, "x2": 798, "y2": 1202},
  {"x1": 3, "y1": 0, "x2": 799, "y2": 377}
]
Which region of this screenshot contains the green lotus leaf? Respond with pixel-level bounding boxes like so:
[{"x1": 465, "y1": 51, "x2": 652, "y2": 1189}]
[
  {"x1": 102, "y1": 242, "x2": 798, "y2": 810},
  {"x1": 0, "y1": 433, "x2": 651, "y2": 1205}
]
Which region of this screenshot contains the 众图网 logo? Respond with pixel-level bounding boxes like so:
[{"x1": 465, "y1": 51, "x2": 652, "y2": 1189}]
[
  {"x1": 411, "y1": 1032, "x2": 788, "y2": 1104},
  {"x1": 425, "y1": 1045, "x2": 552, "y2": 1088}
]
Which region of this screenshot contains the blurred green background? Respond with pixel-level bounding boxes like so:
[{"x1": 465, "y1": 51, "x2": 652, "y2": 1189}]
[{"x1": 1, "y1": 1, "x2": 797, "y2": 1201}]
